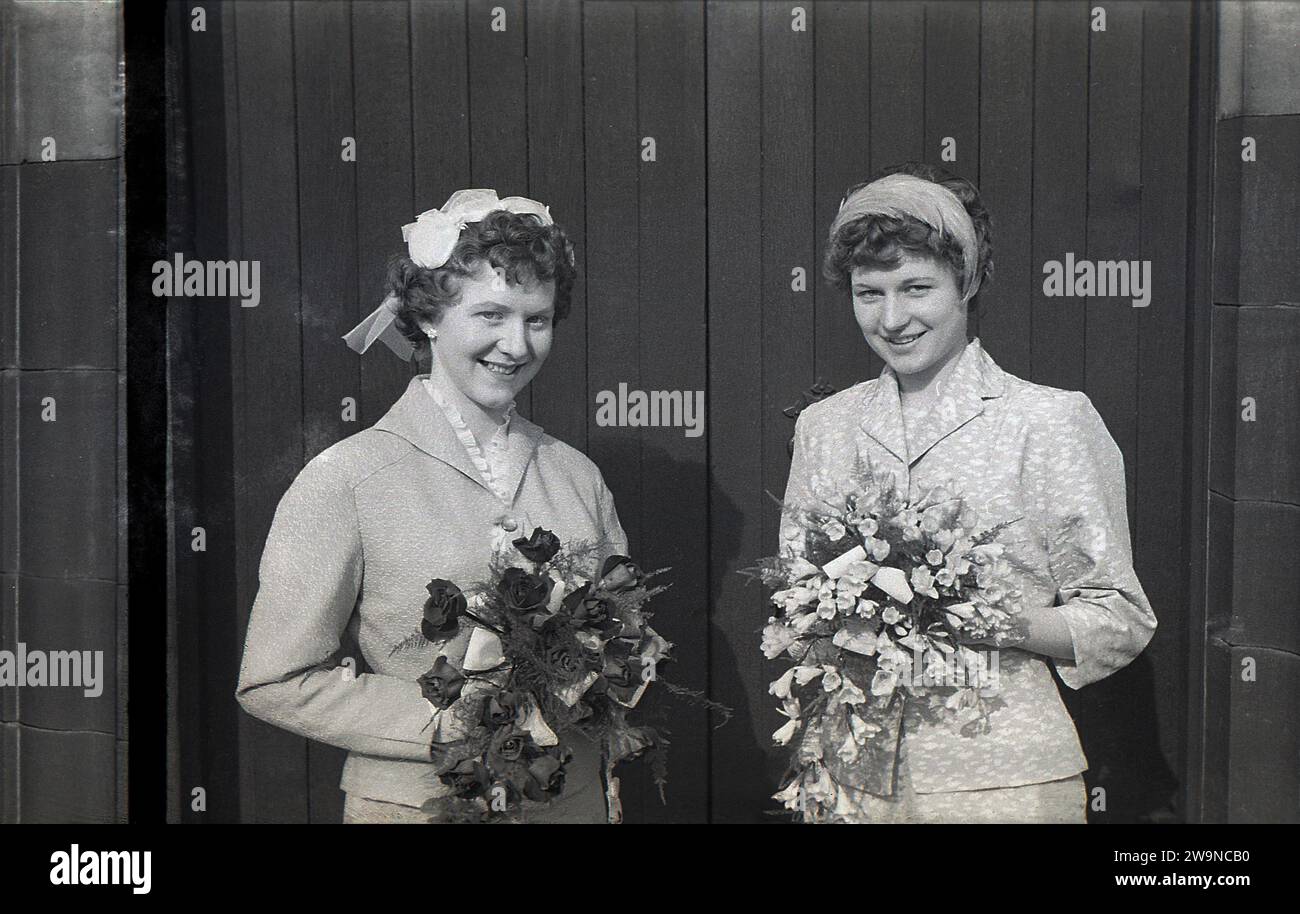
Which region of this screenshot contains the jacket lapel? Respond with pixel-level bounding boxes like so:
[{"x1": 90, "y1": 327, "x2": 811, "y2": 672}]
[
  {"x1": 860, "y1": 337, "x2": 1006, "y2": 469},
  {"x1": 858, "y1": 371, "x2": 910, "y2": 466},
  {"x1": 905, "y1": 337, "x2": 1006, "y2": 466},
  {"x1": 373, "y1": 377, "x2": 541, "y2": 502}
]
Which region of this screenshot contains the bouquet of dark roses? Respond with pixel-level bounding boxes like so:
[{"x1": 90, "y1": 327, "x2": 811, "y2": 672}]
[
  {"x1": 747, "y1": 462, "x2": 1027, "y2": 822},
  {"x1": 393, "y1": 527, "x2": 702, "y2": 823}
]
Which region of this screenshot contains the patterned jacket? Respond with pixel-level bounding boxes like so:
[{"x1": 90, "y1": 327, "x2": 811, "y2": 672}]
[
  {"x1": 781, "y1": 337, "x2": 1157, "y2": 794},
  {"x1": 236, "y1": 376, "x2": 627, "y2": 814}
]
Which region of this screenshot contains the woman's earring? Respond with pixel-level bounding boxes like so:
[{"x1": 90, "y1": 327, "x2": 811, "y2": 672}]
[{"x1": 425, "y1": 329, "x2": 438, "y2": 343}]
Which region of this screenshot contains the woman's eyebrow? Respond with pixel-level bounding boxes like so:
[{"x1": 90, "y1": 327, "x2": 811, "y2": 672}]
[{"x1": 853, "y1": 275, "x2": 935, "y2": 287}]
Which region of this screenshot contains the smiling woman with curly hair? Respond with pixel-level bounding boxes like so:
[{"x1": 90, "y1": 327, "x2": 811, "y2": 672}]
[
  {"x1": 235, "y1": 190, "x2": 628, "y2": 824},
  {"x1": 779, "y1": 163, "x2": 1156, "y2": 823}
]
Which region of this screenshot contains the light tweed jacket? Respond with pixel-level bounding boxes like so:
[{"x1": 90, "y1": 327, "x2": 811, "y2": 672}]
[
  {"x1": 781, "y1": 337, "x2": 1157, "y2": 795},
  {"x1": 236, "y1": 376, "x2": 628, "y2": 815}
]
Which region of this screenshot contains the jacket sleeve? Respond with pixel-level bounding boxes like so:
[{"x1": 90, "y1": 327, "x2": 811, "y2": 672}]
[
  {"x1": 779, "y1": 411, "x2": 816, "y2": 561},
  {"x1": 595, "y1": 473, "x2": 630, "y2": 557},
  {"x1": 234, "y1": 453, "x2": 439, "y2": 760},
  {"x1": 1030, "y1": 392, "x2": 1157, "y2": 689}
]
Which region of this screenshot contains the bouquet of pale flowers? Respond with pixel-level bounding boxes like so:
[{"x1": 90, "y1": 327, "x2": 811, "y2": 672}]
[
  {"x1": 392, "y1": 527, "x2": 721, "y2": 823},
  {"x1": 746, "y1": 461, "x2": 1027, "y2": 822}
]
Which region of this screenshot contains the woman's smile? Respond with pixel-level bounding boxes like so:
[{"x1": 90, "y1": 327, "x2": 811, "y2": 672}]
[
  {"x1": 851, "y1": 253, "x2": 969, "y2": 394},
  {"x1": 479, "y1": 358, "x2": 526, "y2": 377},
  {"x1": 880, "y1": 329, "x2": 928, "y2": 349}
]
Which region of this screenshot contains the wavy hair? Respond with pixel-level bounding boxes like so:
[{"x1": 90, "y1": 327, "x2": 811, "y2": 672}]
[
  {"x1": 822, "y1": 162, "x2": 993, "y2": 313},
  {"x1": 386, "y1": 210, "x2": 577, "y2": 351}
]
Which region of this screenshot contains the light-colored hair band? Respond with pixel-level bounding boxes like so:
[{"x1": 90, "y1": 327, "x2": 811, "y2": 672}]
[{"x1": 829, "y1": 173, "x2": 981, "y2": 302}]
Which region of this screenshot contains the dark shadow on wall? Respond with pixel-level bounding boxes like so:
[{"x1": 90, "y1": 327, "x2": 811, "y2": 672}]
[
  {"x1": 1057, "y1": 654, "x2": 1180, "y2": 823},
  {"x1": 707, "y1": 478, "x2": 786, "y2": 823}
]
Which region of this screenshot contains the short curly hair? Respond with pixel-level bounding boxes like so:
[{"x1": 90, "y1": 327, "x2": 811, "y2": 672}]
[
  {"x1": 822, "y1": 162, "x2": 994, "y2": 314},
  {"x1": 386, "y1": 210, "x2": 577, "y2": 352}
]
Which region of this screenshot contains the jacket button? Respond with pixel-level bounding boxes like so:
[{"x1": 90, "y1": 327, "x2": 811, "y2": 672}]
[{"x1": 500, "y1": 518, "x2": 518, "y2": 532}]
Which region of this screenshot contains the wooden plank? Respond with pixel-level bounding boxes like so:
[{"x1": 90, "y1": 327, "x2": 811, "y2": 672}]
[
  {"x1": 1136, "y1": 0, "x2": 1193, "y2": 818},
  {"x1": 229, "y1": 0, "x2": 309, "y2": 823},
  {"x1": 813, "y1": 0, "x2": 872, "y2": 395},
  {"x1": 630, "y1": 0, "x2": 708, "y2": 824},
  {"x1": 1083, "y1": 0, "x2": 1140, "y2": 523},
  {"x1": 293, "y1": 0, "x2": 358, "y2": 824},
  {"x1": 581, "y1": 0, "x2": 642, "y2": 817},
  {"x1": 923, "y1": 0, "x2": 980, "y2": 182},
  {"x1": 467, "y1": 0, "x2": 528, "y2": 192},
  {"x1": 412, "y1": 0, "x2": 471, "y2": 209},
  {"x1": 977, "y1": 0, "x2": 1034, "y2": 378},
  {"x1": 704, "y1": 0, "x2": 766, "y2": 824},
  {"x1": 869, "y1": 0, "x2": 924, "y2": 170},
  {"x1": 173, "y1": 0, "x2": 241, "y2": 824},
  {"x1": 756, "y1": 0, "x2": 817, "y2": 821},
  {"x1": 1030, "y1": 0, "x2": 1088, "y2": 392},
  {"x1": 467, "y1": 0, "x2": 530, "y2": 416},
  {"x1": 864, "y1": 0, "x2": 924, "y2": 380},
  {"x1": 923, "y1": 0, "x2": 981, "y2": 334},
  {"x1": 353, "y1": 0, "x2": 417, "y2": 425},
  {"x1": 761, "y1": 0, "x2": 816, "y2": 566},
  {"x1": 294, "y1": 0, "x2": 360, "y2": 463},
  {"x1": 526, "y1": 0, "x2": 588, "y2": 449}
]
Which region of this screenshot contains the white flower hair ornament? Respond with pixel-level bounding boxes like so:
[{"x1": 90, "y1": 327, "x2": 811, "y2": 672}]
[
  {"x1": 342, "y1": 189, "x2": 558, "y2": 360},
  {"x1": 403, "y1": 188, "x2": 553, "y2": 269}
]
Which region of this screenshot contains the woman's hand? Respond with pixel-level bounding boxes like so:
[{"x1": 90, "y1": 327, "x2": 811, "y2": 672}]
[
  {"x1": 957, "y1": 617, "x2": 1028, "y2": 650},
  {"x1": 957, "y1": 610, "x2": 1076, "y2": 661}
]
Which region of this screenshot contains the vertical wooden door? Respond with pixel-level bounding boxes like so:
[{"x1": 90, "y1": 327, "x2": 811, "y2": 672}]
[{"x1": 172, "y1": 0, "x2": 1205, "y2": 822}]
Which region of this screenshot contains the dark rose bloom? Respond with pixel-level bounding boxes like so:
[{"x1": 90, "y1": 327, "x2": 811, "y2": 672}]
[
  {"x1": 561, "y1": 583, "x2": 620, "y2": 636},
  {"x1": 481, "y1": 690, "x2": 519, "y2": 729},
  {"x1": 487, "y1": 729, "x2": 533, "y2": 769},
  {"x1": 418, "y1": 657, "x2": 465, "y2": 709},
  {"x1": 421, "y1": 579, "x2": 466, "y2": 640},
  {"x1": 598, "y1": 555, "x2": 644, "y2": 592},
  {"x1": 602, "y1": 647, "x2": 644, "y2": 704},
  {"x1": 512, "y1": 527, "x2": 562, "y2": 564},
  {"x1": 523, "y1": 747, "x2": 572, "y2": 802},
  {"x1": 439, "y1": 759, "x2": 490, "y2": 798},
  {"x1": 498, "y1": 567, "x2": 553, "y2": 614},
  {"x1": 543, "y1": 641, "x2": 586, "y2": 684}
]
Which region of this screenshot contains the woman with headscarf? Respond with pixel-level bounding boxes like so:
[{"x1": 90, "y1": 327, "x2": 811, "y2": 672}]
[{"x1": 780, "y1": 163, "x2": 1156, "y2": 823}]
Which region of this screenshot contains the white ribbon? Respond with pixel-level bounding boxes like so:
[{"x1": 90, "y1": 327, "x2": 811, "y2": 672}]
[{"x1": 341, "y1": 188, "x2": 555, "y2": 359}]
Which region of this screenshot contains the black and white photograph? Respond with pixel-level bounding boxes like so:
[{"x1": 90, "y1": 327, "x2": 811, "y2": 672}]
[{"x1": 0, "y1": 0, "x2": 1295, "y2": 890}]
